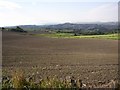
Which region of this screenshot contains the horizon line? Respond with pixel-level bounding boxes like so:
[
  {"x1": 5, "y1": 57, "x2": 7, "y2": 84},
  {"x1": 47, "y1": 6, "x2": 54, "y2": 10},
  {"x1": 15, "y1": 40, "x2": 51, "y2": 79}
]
[{"x1": 0, "y1": 21, "x2": 118, "y2": 27}]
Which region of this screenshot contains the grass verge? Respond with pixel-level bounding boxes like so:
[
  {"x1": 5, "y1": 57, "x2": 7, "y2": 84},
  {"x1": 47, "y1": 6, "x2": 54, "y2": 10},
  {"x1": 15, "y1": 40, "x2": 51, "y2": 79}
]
[{"x1": 33, "y1": 33, "x2": 119, "y2": 40}]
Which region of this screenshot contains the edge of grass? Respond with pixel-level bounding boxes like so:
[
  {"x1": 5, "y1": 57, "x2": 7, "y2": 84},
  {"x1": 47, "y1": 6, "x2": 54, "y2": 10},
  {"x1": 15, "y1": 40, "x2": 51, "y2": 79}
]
[{"x1": 32, "y1": 33, "x2": 119, "y2": 40}]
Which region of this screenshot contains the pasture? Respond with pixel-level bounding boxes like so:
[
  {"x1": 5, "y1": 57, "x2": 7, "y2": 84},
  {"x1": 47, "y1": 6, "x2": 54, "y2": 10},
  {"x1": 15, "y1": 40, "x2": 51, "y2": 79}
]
[{"x1": 33, "y1": 33, "x2": 119, "y2": 40}]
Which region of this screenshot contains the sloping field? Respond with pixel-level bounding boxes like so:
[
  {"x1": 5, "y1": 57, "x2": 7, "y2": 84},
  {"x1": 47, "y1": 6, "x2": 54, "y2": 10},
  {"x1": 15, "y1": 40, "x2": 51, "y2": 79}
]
[
  {"x1": 2, "y1": 31, "x2": 118, "y2": 87},
  {"x1": 34, "y1": 33, "x2": 118, "y2": 40}
]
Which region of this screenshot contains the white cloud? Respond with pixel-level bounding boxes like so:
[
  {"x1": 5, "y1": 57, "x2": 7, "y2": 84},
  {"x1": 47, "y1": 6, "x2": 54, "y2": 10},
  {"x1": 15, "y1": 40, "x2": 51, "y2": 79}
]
[
  {"x1": 0, "y1": 0, "x2": 22, "y2": 9},
  {"x1": 0, "y1": 11, "x2": 34, "y2": 26},
  {"x1": 14, "y1": 0, "x2": 119, "y2": 2},
  {"x1": 42, "y1": 3, "x2": 118, "y2": 23},
  {"x1": 0, "y1": 2, "x2": 118, "y2": 27},
  {"x1": 80, "y1": 3, "x2": 118, "y2": 22}
]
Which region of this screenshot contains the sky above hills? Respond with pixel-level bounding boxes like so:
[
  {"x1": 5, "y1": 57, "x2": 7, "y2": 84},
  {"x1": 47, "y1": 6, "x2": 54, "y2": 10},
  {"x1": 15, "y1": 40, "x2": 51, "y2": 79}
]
[{"x1": 0, "y1": 0, "x2": 119, "y2": 27}]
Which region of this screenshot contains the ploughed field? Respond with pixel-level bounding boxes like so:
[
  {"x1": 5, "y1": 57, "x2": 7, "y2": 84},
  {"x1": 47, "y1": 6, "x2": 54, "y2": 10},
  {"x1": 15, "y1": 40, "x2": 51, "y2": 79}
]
[{"x1": 2, "y1": 31, "x2": 118, "y2": 87}]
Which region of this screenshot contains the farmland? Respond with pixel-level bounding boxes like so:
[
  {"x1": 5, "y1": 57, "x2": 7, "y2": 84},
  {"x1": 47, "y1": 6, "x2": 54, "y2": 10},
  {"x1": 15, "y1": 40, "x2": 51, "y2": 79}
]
[
  {"x1": 33, "y1": 33, "x2": 119, "y2": 40},
  {"x1": 2, "y1": 31, "x2": 118, "y2": 88}
]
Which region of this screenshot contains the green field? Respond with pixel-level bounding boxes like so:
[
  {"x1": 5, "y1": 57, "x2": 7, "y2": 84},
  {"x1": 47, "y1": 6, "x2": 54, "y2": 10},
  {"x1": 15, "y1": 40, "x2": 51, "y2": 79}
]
[{"x1": 33, "y1": 33, "x2": 119, "y2": 40}]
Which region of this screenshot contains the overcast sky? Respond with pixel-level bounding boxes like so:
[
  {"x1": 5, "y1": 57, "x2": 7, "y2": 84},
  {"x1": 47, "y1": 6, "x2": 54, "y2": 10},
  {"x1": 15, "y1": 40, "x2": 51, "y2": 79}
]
[{"x1": 0, "y1": 0, "x2": 119, "y2": 27}]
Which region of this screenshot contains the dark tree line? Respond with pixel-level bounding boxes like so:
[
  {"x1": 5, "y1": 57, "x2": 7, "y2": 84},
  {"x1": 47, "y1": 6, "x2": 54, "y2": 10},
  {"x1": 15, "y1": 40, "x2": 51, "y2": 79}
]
[
  {"x1": 52, "y1": 27, "x2": 119, "y2": 35},
  {"x1": 10, "y1": 26, "x2": 27, "y2": 33},
  {"x1": 1, "y1": 26, "x2": 27, "y2": 33},
  {"x1": 73, "y1": 29, "x2": 118, "y2": 36}
]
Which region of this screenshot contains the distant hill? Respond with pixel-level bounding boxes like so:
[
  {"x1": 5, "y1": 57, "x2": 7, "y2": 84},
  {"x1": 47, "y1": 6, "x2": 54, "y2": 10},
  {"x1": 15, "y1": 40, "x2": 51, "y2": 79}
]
[
  {"x1": 19, "y1": 22, "x2": 117, "y2": 31},
  {"x1": 1, "y1": 22, "x2": 118, "y2": 35}
]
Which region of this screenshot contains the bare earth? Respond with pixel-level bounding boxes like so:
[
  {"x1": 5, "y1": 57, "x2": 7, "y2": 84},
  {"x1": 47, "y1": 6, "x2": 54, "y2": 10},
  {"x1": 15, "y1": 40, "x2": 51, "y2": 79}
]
[{"x1": 2, "y1": 31, "x2": 118, "y2": 86}]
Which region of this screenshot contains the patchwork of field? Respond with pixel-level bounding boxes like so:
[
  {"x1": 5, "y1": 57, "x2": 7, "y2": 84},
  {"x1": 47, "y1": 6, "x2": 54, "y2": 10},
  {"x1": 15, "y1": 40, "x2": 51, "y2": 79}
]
[
  {"x1": 2, "y1": 31, "x2": 118, "y2": 86},
  {"x1": 33, "y1": 33, "x2": 119, "y2": 40}
]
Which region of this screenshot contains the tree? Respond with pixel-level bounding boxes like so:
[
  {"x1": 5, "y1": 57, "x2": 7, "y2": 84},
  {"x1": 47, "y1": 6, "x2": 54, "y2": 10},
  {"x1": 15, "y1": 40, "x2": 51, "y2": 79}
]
[
  {"x1": 10, "y1": 26, "x2": 27, "y2": 33},
  {"x1": 1, "y1": 27, "x2": 5, "y2": 31}
]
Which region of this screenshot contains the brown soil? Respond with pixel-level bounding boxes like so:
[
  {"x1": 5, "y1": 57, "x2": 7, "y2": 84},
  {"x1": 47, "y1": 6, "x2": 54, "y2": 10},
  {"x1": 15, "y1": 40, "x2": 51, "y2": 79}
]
[{"x1": 2, "y1": 31, "x2": 118, "y2": 85}]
